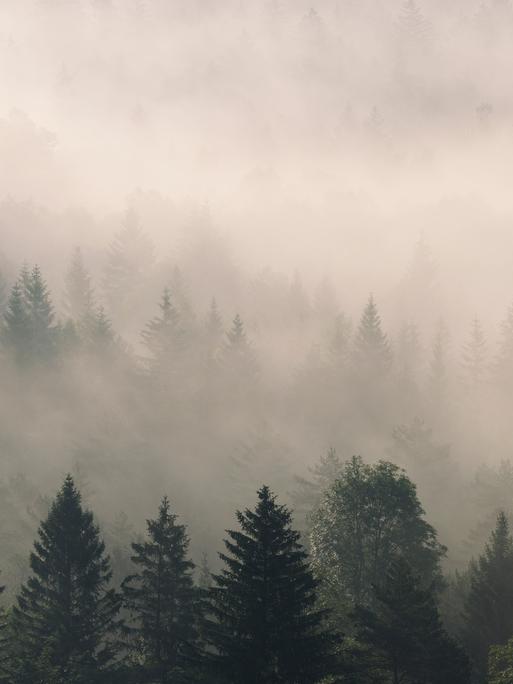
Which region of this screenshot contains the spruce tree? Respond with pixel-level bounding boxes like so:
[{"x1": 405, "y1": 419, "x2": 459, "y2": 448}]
[
  {"x1": 353, "y1": 557, "x2": 470, "y2": 684},
  {"x1": 63, "y1": 247, "x2": 95, "y2": 322},
  {"x1": 122, "y1": 497, "x2": 200, "y2": 684},
  {"x1": 427, "y1": 319, "x2": 450, "y2": 403},
  {"x1": 461, "y1": 318, "x2": 487, "y2": 389},
  {"x1": 102, "y1": 209, "x2": 154, "y2": 328},
  {"x1": 352, "y1": 295, "x2": 392, "y2": 375},
  {"x1": 141, "y1": 288, "x2": 184, "y2": 379},
  {"x1": 494, "y1": 303, "x2": 513, "y2": 389},
  {"x1": 463, "y1": 511, "x2": 513, "y2": 681},
  {"x1": 2, "y1": 264, "x2": 57, "y2": 366},
  {"x1": 2, "y1": 279, "x2": 31, "y2": 365},
  {"x1": 217, "y1": 314, "x2": 259, "y2": 382},
  {"x1": 206, "y1": 485, "x2": 337, "y2": 684},
  {"x1": 10, "y1": 476, "x2": 121, "y2": 683}
]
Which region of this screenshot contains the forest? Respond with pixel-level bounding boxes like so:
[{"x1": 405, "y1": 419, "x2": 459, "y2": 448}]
[{"x1": 3, "y1": 0, "x2": 513, "y2": 682}]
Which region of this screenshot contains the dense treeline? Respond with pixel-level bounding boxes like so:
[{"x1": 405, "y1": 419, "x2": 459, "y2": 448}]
[
  {"x1": 2, "y1": 222, "x2": 513, "y2": 682},
  {"x1": 3, "y1": 465, "x2": 513, "y2": 682}
]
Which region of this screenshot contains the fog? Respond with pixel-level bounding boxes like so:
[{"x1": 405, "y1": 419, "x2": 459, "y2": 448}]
[{"x1": 1, "y1": 0, "x2": 513, "y2": 616}]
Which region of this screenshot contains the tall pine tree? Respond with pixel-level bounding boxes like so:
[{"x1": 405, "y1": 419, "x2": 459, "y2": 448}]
[
  {"x1": 206, "y1": 485, "x2": 337, "y2": 683},
  {"x1": 10, "y1": 476, "x2": 121, "y2": 683},
  {"x1": 353, "y1": 557, "x2": 470, "y2": 684},
  {"x1": 352, "y1": 295, "x2": 392, "y2": 375},
  {"x1": 463, "y1": 511, "x2": 513, "y2": 681},
  {"x1": 122, "y1": 497, "x2": 200, "y2": 683}
]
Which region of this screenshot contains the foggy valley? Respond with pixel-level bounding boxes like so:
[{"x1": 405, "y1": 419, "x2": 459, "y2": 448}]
[{"x1": 1, "y1": 1, "x2": 513, "y2": 682}]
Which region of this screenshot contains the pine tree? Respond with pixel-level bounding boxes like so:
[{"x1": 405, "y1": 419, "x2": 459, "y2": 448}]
[
  {"x1": 141, "y1": 288, "x2": 184, "y2": 379},
  {"x1": 0, "y1": 582, "x2": 9, "y2": 683},
  {"x1": 2, "y1": 279, "x2": 31, "y2": 364},
  {"x1": 169, "y1": 266, "x2": 196, "y2": 334},
  {"x1": 63, "y1": 247, "x2": 95, "y2": 322},
  {"x1": 463, "y1": 511, "x2": 513, "y2": 681},
  {"x1": 353, "y1": 295, "x2": 392, "y2": 375},
  {"x1": 10, "y1": 476, "x2": 121, "y2": 683},
  {"x1": 494, "y1": 303, "x2": 513, "y2": 389},
  {"x1": 217, "y1": 314, "x2": 259, "y2": 383},
  {"x1": 122, "y1": 497, "x2": 200, "y2": 684},
  {"x1": 292, "y1": 448, "x2": 343, "y2": 534},
  {"x1": 102, "y1": 209, "x2": 155, "y2": 328},
  {"x1": 461, "y1": 318, "x2": 487, "y2": 389},
  {"x1": 353, "y1": 557, "x2": 470, "y2": 684},
  {"x1": 427, "y1": 319, "x2": 450, "y2": 402},
  {"x1": 489, "y1": 636, "x2": 513, "y2": 683},
  {"x1": 2, "y1": 264, "x2": 57, "y2": 366},
  {"x1": 206, "y1": 486, "x2": 337, "y2": 683},
  {"x1": 205, "y1": 298, "x2": 222, "y2": 341},
  {"x1": 397, "y1": 1, "x2": 432, "y2": 43}
]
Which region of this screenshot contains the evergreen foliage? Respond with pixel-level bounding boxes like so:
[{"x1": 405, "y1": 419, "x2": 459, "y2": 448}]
[
  {"x1": 122, "y1": 497, "x2": 200, "y2": 683},
  {"x1": 353, "y1": 557, "x2": 471, "y2": 684},
  {"x1": 10, "y1": 476, "x2": 121, "y2": 683},
  {"x1": 353, "y1": 295, "x2": 392, "y2": 375},
  {"x1": 206, "y1": 485, "x2": 338, "y2": 683},
  {"x1": 463, "y1": 511, "x2": 513, "y2": 681}
]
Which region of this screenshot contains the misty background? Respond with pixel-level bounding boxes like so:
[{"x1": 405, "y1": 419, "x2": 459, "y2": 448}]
[{"x1": 0, "y1": 0, "x2": 512, "y2": 607}]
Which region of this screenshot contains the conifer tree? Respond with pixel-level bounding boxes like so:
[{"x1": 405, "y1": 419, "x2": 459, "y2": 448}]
[
  {"x1": 494, "y1": 303, "x2": 513, "y2": 389},
  {"x1": 169, "y1": 266, "x2": 196, "y2": 334},
  {"x1": 10, "y1": 476, "x2": 121, "y2": 683},
  {"x1": 397, "y1": 1, "x2": 432, "y2": 43},
  {"x1": 205, "y1": 298, "x2": 223, "y2": 347},
  {"x1": 353, "y1": 295, "x2": 392, "y2": 375},
  {"x1": 63, "y1": 247, "x2": 95, "y2": 322},
  {"x1": 2, "y1": 279, "x2": 31, "y2": 364},
  {"x1": 0, "y1": 582, "x2": 9, "y2": 683},
  {"x1": 102, "y1": 209, "x2": 155, "y2": 328},
  {"x1": 353, "y1": 557, "x2": 470, "y2": 683},
  {"x1": 463, "y1": 511, "x2": 513, "y2": 681},
  {"x1": 141, "y1": 288, "x2": 184, "y2": 378},
  {"x1": 2, "y1": 264, "x2": 57, "y2": 365},
  {"x1": 206, "y1": 486, "x2": 337, "y2": 683},
  {"x1": 461, "y1": 318, "x2": 487, "y2": 389},
  {"x1": 427, "y1": 319, "x2": 450, "y2": 402},
  {"x1": 217, "y1": 314, "x2": 259, "y2": 383},
  {"x1": 122, "y1": 497, "x2": 200, "y2": 684},
  {"x1": 489, "y1": 636, "x2": 513, "y2": 683}
]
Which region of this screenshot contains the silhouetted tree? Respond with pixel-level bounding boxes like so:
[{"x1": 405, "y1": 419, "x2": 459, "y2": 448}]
[
  {"x1": 206, "y1": 486, "x2": 338, "y2": 683},
  {"x1": 353, "y1": 557, "x2": 470, "y2": 684},
  {"x1": 463, "y1": 511, "x2": 513, "y2": 681},
  {"x1": 122, "y1": 497, "x2": 200, "y2": 683},
  {"x1": 10, "y1": 476, "x2": 121, "y2": 683}
]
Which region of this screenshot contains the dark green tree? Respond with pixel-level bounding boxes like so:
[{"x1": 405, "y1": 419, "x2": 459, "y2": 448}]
[
  {"x1": 206, "y1": 486, "x2": 337, "y2": 683},
  {"x1": 310, "y1": 456, "x2": 445, "y2": 629},
  {"x1": 352, "y1": 295, "x2": 392, "y2": 375},
  {"x1": 489, "y1": 636, "x2": 513, "y2": 683},
  {"x1": 10, "y1": 476, "x2": 121, "y2": 683},
  {"x1": 463, "y1": 511, "x2": 513, "y2": 681},
  {"x1": 217, "y1": 314, "x2": 259, "y2": 382},
  {"x1": 122, "y1": 497, "x2": 200, "y2": 684},
  {"x1": 353, "y1": 557, "x2": 470, "y2": 684}
]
